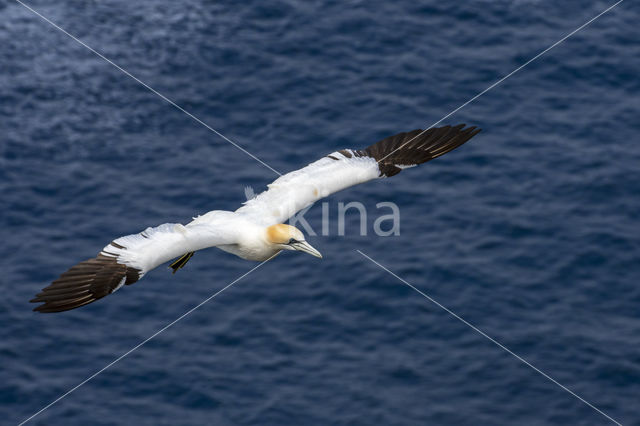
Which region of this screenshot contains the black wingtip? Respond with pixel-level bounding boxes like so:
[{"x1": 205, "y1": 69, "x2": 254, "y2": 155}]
[
  {"x1": 359, "y1": 124, "x2": 482, "y2": 177},
  {"x1": 31, "y1": 254, "x2": 141, "y2": 313}
]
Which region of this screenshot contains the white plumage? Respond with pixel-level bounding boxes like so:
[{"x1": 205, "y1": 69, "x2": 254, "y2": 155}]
[
  {"x1": 237, "y1": 149, "x2": 380, "y2": 226},
  {"x1": 31, "y1": 124, "x2": 480, "y2": 312}
]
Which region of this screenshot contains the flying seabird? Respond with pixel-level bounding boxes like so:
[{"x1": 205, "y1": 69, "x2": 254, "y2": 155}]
[{"x1": 31, "y1": 124, "x2": 481, "y2": 312}]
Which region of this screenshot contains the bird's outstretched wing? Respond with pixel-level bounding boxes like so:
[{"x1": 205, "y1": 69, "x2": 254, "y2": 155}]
[
  {"x1": 31, "y1": 221, "x2": 237, "y2": 313},
  {"x1": 236, "y1": 124, "x2": 480, "y2": 226}
]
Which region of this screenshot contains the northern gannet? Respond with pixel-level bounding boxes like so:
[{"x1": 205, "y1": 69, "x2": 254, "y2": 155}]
[{"x1": 31, "y1": 125, "x2": 480, "y2": 312}]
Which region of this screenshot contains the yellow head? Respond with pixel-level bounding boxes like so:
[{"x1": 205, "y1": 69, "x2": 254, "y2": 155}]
[{"x1": 265, "y1": 224, "x2": 322, "y2": 258}]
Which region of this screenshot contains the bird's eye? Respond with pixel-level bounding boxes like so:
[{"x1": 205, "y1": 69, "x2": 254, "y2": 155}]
[{"x1": 288, "y1": 238, "x2": 297, "y2": 244}]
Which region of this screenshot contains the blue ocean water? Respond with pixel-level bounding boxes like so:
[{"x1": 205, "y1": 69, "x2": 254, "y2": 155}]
[{"x1": 1, "y1": 0, "x2": 639, "y2": 424}]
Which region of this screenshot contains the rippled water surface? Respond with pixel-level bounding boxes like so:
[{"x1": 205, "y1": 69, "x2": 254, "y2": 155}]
[{"x1": 1, "y1": 1, "x2": 639, "y2": 424}]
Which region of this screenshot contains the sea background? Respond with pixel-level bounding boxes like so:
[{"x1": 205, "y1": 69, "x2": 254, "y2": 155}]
[{"x1": 1, "y1": 1, "x2": 639, "y2": 424}]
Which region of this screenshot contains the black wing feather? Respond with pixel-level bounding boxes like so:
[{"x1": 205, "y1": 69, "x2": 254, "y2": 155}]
[
  {"x1": 357, "y1": 124, "x2": 481, "y2": 177},
  {"x1": 31, "y1": 254, "x2": 141, "y2": 313}
]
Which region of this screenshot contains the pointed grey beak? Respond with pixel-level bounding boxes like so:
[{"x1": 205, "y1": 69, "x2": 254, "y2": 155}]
[{"x1": 291, "y1": 240, "x2": 322, "y2": 258}]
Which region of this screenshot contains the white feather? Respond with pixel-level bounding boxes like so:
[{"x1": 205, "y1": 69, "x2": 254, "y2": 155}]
[
  {"x1": 97, "y1": 153, "x2": 381, "y2": 274},
  {"x1": 236, "y1": 152, "x2": 380, "y2": 226},
  {"x1": 101, "y1": 212, "x2": 242, "y2": 274}
]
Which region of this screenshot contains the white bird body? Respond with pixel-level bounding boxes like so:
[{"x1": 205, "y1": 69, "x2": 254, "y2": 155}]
[
  {"x1": 188, "y1": 211, "x2": 282, "y2": 262},
  {"x1": 32, "y1": 125, "x2": 480, "y2": 312},
  {"x1": 105, "y1": 150, "x2": 385, "y2": 273}
]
